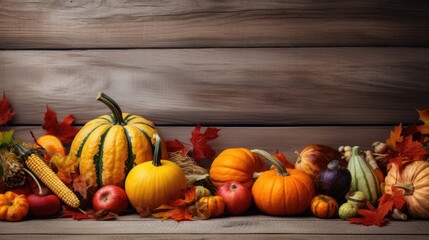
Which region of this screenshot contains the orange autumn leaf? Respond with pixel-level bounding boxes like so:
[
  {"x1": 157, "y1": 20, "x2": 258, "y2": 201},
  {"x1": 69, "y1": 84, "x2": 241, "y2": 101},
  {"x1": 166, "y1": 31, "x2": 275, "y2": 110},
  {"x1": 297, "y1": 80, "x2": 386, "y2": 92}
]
[
  {"x1": 152, "y1": 186, "x2": 196, "y2": 222},
  {"x1": 72, "y1": 175, "x2": 88, "y2": 200},
  {"x1": 417, "y1": 108, "x2": 429, "y2": 135},
  {"x1": 386, "y1": 123, "x2": 403, "y2": 150}
]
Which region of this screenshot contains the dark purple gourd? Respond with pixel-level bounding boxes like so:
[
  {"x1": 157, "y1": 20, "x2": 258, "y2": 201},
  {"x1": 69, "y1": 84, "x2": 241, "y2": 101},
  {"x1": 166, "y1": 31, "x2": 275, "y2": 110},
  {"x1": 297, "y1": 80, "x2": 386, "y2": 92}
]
[{"x1": 316, "y1": 160, "x2": 352, "y2": 204}]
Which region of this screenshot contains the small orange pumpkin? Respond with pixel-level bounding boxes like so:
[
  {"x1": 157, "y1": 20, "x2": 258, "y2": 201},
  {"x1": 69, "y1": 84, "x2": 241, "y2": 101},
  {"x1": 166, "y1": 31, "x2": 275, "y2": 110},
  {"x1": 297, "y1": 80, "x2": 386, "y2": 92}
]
[
  {"x1": 210, "y1": 148, "x2": 266, "y2": 189},
  {"x1": 198, "y1": 196, "x2": 225, "y2": 218},
  {"x1": 310, "y1": 195, "x2": 339, "y2": 219},
  {"x1": 251, "y1": 149, "x2": 315, "y2": 215},
  {"x1": 0, "y1": 191, "x2": 30, "y2": 222}
]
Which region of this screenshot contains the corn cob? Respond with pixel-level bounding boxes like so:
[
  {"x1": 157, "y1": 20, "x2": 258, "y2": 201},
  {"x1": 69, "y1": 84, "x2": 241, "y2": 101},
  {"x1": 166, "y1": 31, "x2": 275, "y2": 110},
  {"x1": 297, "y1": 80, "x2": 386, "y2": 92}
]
[{"x1": 15, "y1": 144, "x2": 80, "y2": 208}]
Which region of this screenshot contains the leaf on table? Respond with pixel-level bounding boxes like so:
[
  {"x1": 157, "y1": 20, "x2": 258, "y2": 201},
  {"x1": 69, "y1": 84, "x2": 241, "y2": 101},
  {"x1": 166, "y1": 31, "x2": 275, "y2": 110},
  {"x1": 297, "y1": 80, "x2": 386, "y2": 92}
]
[
  {"x1": 0, "y1": 93, "x2": 15, "y2": 126},
  {"x1": 42, "y1": 106, "x2": 79, "y2": 144},
  {"x1": 190, "y1": 124, "x2": 220, "y2": 162},
  {"x1": 349, "y1": 207, "x2": 389, "y2": 227},
  {"x1": 152, "y1": 186, "x2": 196, "y2": 222},
  {"x1": 62, "y1": 206, "x2": 94, "y2": 220},
  {"x1": 94, "y1": 209, "x2": 118, "y2": 221},
  {"x1": 386, "y1": 123, "x2": 403, "y2": 151},
  {"x1": 417, "y1": 108, "x2": 429, "y2": 135},
  {"x1": 0, "y1": 129, "x2": 15, "y2": 148}
]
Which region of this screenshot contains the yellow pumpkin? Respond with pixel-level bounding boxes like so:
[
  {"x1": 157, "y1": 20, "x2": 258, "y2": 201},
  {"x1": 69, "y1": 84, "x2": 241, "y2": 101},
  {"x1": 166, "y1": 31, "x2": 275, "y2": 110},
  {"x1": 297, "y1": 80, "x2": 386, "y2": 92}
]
[
  {"x1": 69, "y1": 92, "x2": 168, "y2": 190},
  {"x1": 125, "y1": 134, "x2": 187, "y2": 216},
  {"x1": 384, "y1": 161, "x2": 429, "y2": 219}
]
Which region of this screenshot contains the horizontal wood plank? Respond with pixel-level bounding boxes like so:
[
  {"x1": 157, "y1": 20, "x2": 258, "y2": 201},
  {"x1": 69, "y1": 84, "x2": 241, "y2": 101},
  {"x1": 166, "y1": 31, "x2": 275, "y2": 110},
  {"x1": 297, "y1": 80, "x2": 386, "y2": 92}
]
[
  {"x1": 11, "y1": 126, "x2": 392, "y2": 168},
  {"x1": 1, "y1": 235, "x2": 428, "y2": 240},
  {"x1": 1, "y1": 215, "x2": 427, "y2": 236},
  {"x1": 0, "y1": 0, "x2": 428, "y2": 49},
  {"x1": 1, "y1": 48, "x2": 428, "y2": 126}
]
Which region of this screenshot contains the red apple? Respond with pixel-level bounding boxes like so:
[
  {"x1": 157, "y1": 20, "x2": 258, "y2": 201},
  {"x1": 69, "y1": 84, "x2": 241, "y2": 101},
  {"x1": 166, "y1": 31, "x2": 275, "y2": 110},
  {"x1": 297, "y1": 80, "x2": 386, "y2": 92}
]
[
  {"x1": 92, "y1": 185, "x2": 129, "y2": 214},
  {"x1": 27, "y1": 194, "x2": 61, "y2": 218},
  {"x1": 216, "y1": 181, "x2": 252, "y2": 215}
]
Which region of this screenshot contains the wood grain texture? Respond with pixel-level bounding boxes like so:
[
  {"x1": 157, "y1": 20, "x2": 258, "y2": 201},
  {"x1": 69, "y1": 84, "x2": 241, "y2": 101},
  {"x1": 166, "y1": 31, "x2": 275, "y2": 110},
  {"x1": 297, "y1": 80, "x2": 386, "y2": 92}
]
[
  {"x1": 1, "y1": 215, "x2": 428, "y2": 236},
  {"x1": 2, "y1": 235, "x2": 428, "y2": 240},
  {"x1": 1, "y1": 48, "x2": 428, "y2": 126},
  {"x1": 10, "y1": 126, "x2": 392, "y2": 168},
  {"x1": 0, "y1": 0, "x2": 428, "y2": 49}
]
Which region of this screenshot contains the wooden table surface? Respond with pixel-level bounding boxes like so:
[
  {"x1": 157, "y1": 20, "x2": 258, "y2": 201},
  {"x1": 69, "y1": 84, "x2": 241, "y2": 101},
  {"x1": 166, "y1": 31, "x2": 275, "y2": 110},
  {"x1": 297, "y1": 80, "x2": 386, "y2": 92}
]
[{"x1": 1, "y1": 213, "x2": 428, "y2": 240}]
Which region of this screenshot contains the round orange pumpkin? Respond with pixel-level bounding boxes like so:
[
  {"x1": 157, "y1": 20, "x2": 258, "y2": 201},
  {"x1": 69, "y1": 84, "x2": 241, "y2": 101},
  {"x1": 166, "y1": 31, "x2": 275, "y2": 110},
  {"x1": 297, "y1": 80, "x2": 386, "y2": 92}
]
[
  {"x1": 209, "y1": 148, "x2": 266, "y2": 189},
  {"x1": 198, "y1": 196, "x2": 225, "y2": 218},
  {"x1": 310, "y1": 195, "x2": 339, "y2": 219},
  {"x1": 384, "y1": 161, "x2": 429, "y2": 219},
  {"x1": 294, "y1": 144, "x2": 345, "y2": 182},
  {"x1": 0, "y1": 191, "x2": 30, "y2": 222},
  {"x1": 251, "y1": 149, "x2": 315, "y2": 215}
]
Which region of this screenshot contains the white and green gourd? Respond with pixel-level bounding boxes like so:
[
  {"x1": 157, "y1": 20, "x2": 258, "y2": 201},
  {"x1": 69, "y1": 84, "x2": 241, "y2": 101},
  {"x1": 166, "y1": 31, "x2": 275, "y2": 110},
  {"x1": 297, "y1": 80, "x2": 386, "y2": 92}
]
[{"x1": 347, "y1": 146, "x2": 381, "y2": 204}]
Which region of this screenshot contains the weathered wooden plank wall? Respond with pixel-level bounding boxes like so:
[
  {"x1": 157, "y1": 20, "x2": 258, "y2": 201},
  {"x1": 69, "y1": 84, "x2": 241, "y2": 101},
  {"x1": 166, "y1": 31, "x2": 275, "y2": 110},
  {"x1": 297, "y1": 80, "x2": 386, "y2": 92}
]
[{"x1": 1, "y1": 0, "x2": 428, "y2": 155}]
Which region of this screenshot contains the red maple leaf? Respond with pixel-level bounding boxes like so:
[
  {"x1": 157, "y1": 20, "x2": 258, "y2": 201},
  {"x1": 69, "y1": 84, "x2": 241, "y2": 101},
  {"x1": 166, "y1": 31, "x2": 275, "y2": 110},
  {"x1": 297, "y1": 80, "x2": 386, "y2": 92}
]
[
  {"x1": 349, "y1": 207, "x2": 389, "y2": 227},
  {"x1": 165, "y1": 139, "x2": 185, "y2": 152},
  {"x1": 396, "y1": 135, "x2": 427, "y2": 161},
  {"x1": 61, "y1": 206, "x2": 94, "y2": 220},
  {"x1": 42, "y1": 106, "x2": 79, "y2": 144},
  {"x1": 0, "y1": 93, "x2": 15, "y2": 126},
  {"x1": 152, "y1": 186, "x2": 196, "y2": 222},
  {"x1": 378, "y1": 186, "x2": 405, "y2": 213},
  {"x1": 189, "y1": 124, "x2": 220, "y2": 162}
]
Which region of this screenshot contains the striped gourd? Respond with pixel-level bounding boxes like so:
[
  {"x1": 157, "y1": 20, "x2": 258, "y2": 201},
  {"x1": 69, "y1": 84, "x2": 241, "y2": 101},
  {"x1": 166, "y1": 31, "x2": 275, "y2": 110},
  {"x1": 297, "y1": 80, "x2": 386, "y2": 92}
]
[
  {"x1": 347, "y1": 146, "x2": 381, "y2": 203},
  {"x1": 68, "y1": 92, "x2": 168, "y2": 190},
  {"x1": 15, "y1": 144, "x2": 80, "y2": 208}
]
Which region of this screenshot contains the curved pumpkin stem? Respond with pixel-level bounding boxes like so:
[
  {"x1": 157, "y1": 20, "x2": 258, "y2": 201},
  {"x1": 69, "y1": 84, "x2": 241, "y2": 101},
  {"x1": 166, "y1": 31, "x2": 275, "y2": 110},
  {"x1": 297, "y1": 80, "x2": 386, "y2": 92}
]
[
  {"x1": 251, "y1": 149, "x2": 289, "y2": 176},
  {"x1": 96, "y1": 92, "x2": 125, "y2": 125},
  {"x1": 152, "y1": 134, "x2": 162, "y2": 167},
  {"x1": 394, "y1": 183, "x2": 415, "y2": 196}
]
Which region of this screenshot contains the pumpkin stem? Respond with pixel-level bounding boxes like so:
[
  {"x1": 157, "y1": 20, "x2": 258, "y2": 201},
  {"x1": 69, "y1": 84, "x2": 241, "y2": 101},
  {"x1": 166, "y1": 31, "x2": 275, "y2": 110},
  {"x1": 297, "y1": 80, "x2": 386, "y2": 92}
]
[
  {"x1": 394, "y1": 183, "x2": 414, "y2": 196},
  {"x1": 96, "y1": 92, "x2": 125, "y2": 125},
  {"x1": 152, "y1": 134, "x2": 162, "y2": 167},
  {"x1": 251, "y1": 149, "x2": 290, "y2": 176}
]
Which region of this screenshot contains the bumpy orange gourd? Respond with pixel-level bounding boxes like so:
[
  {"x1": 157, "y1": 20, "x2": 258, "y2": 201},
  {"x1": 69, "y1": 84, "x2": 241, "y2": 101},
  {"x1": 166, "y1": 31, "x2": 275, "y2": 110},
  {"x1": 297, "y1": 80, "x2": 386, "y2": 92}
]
[
  {"x1": 310, "y1": 195, "x2": 339, "y2": 219},
  {"x1": 125, "y1": 134, "x2": 187, "y2": 216},
  {"x1": 0, "y1": 191, "x2": 29, "y2": 222},
  {"x1": 251, "y1": 149, "x2": 315, "y2": 215},
  {"x1": 384, "y1": 161, "x2": 429, "y2": 219},
  {"x1": 69, "y1": 92, "x2": 168, "y2": 190},
  {"x1": 209, "y1": 148, "x2": 266, "y2": 189},
  {"x1": 295, "y1": 144, "x2": 345, "y2": 182},
  {"x1": 198, "y1": 196, "x2": 225, "y2": 218}
]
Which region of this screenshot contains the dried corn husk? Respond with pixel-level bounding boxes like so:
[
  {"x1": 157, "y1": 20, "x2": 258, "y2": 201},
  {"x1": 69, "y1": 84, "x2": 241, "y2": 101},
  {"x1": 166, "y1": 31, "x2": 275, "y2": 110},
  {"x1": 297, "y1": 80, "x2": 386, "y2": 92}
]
[{"x1": 168, "y1": 151, "x2": 216, "y2": 193}]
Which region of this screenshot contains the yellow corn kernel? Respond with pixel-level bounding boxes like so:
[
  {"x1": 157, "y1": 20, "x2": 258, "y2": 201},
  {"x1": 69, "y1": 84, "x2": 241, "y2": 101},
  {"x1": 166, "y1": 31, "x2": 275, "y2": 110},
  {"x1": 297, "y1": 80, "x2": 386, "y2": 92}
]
[{"x1": 26, "y1": 154, "x2": 80, "y2": 208}]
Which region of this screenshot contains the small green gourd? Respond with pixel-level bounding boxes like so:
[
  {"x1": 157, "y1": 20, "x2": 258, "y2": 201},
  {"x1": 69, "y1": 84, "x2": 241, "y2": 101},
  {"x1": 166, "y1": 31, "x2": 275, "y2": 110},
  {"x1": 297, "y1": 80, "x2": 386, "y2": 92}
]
[{"x1": 347, "y1": 146, "x2": 381, "y2": 204}]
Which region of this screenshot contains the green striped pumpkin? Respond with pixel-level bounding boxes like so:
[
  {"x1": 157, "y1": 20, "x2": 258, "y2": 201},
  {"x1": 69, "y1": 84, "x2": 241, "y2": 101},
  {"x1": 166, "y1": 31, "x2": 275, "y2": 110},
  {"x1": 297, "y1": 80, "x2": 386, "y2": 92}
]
[
  {"x1": 347, "y1": 146, "x2": 381, "y2": 203},
  {"x1": 69, "y1": 92, "x2": 168, "y2": 190}
]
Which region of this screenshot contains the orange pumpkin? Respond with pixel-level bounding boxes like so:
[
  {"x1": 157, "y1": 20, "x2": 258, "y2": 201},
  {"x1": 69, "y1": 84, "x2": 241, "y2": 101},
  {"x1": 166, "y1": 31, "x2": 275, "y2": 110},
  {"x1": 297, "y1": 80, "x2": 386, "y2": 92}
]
[
  {"x1": 384, "y1": 161, "x2": 429, "y2": 219},
  {"x1": 251, "y1": 149, "x2": 315, "y2": 215},
  {"x1": 198, "y1": 196, "x2": 225, "y2": 218},
  {"x1": 0, "y1": 191, "x2": 30, "y2": 222},
  {"x1": 310, "y1": 195, "x2": 339, "y2": 219},
  {"x1": 210, "y1": 148, "x2": 266, "y2": 189}
]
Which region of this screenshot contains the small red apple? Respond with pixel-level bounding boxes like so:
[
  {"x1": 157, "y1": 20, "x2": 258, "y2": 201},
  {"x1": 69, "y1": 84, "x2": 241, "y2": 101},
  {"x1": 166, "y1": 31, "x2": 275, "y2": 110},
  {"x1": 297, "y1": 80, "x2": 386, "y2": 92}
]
[
  {"x1": 27, "y1": 194, "x2": 61, "y2": 218},
  {"x1": 92, "y1": 185, "x2": 129, "y2": 214},
  {"x1": 216, "y1": 181, "x2": 252, "y2": 215}
]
